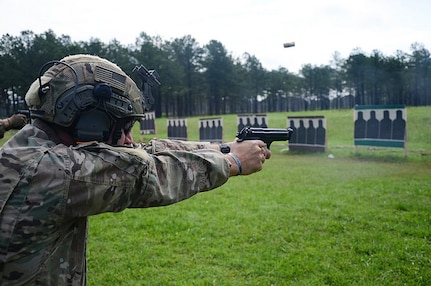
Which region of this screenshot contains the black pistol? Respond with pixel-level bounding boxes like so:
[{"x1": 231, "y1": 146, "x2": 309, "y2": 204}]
[
  {"x1": 15, "y1": 109, "x2": 31, "y2": 122},
  {"x1": 236, "y1": 127, "x2": 293, "y2": 149}
]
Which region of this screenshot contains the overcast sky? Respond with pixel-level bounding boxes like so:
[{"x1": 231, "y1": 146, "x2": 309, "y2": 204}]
[{"x1": 1, "y1": 0, "x2": 430, "y2": 73}]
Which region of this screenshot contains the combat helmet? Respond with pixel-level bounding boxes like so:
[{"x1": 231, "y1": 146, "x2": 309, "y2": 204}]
[{"x1": 25, "y1": 54, "x2": 160, "y2": 142}]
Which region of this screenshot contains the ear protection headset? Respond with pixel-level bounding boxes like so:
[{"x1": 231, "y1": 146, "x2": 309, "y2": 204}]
[
  {"x1": 52, "y1": 83, "x2": 119, "y2": 142},
  {"x1": 38, "y1": 61, "x2": 133, "y2": 143}
]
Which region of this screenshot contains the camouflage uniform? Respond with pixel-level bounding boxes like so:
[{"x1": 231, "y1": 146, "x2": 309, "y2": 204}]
[{"x1": 0, "y1": 119, "x2": 230, "y2": 285}]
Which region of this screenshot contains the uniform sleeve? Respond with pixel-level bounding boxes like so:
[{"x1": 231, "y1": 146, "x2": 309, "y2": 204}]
[
  {"x1": 138, "y1": 138, "x2": 212, "y2": 153},
  {"x1": 65, "y1": 143, "x2": 230, "y2": 217}
]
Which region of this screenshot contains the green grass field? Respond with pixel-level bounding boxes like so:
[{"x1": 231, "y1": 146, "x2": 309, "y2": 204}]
[
  {"x1": 87, "y1": 107, "x2": 430, "y2": 285},
  {"x1": 2, "y1": 107, "x2": 430, "y2": 285}
]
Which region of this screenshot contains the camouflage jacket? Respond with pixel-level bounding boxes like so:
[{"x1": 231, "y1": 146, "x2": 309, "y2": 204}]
[{"x1": 0, "y1": 120, "x2": 230, "y2": 285}]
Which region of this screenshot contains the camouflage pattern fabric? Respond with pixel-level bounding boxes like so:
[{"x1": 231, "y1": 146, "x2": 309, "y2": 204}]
[
  {"x1": 25, "y1": 54, "x2": 145, "y2": 122},
  {"x1": 0, "y1": 120, "x2": 230, "y2": 285}
]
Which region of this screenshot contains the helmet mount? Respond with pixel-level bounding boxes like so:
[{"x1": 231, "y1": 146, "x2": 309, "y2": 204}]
[{"x1": 132, "y1": 65, "x2": 161, "y2": 112}]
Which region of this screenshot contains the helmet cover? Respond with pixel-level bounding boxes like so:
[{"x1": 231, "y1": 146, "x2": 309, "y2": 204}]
[{"x1": 25, "y1": 54, "x2": 146, "y2": 127}]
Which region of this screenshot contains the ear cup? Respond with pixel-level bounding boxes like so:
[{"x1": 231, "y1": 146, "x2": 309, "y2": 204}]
[
  {"x1": 53, "y1": 85, "x2": 95, "y2": 127},
  {"x1": 74, "y1": 109, "x2": 111, "y2": 142}
]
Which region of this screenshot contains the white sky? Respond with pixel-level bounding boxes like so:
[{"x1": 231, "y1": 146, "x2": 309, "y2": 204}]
[{"x1": 0, "y1": 0, "x2": 430, "y2": 73}]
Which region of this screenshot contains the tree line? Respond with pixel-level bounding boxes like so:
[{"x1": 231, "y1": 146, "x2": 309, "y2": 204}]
[{"x1": 0, "y1": 30, "x2": 430, "y2": 118}]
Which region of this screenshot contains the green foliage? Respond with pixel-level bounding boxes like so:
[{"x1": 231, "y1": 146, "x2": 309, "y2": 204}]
[
  {"x1": 1, "y1": 30, "x2": 431, "y2": 119},
  {"x1": 86, "y1": 107, "x2": 430, "y2": 285}
]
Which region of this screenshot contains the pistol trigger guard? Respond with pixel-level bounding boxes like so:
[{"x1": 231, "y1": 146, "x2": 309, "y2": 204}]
[{"x1": 266, "y1": 142, "x2": 272, "y2": 149}]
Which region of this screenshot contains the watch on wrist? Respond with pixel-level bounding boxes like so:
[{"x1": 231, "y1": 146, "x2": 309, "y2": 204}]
[{"x1": 220, "y1": 143, "x2": 231, "y2": 154}]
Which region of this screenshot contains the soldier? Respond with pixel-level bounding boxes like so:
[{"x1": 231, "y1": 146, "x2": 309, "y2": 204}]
[
  {"x1": 0, "y1": 113, "x2": 27, "y2": 138},
  {"x1": 0, "y1": 54, "x2": 270, "y2": 285}
]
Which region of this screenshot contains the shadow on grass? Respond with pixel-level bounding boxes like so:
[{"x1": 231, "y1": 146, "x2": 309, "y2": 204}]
[
  {"x1": 351, "y1": 145, "x2": 431, "y2": 163},
  {"x1": 351, "y1": 149, "x2": 410, "y2": 163},
  {"x1": 279, "y1": 145, "x2": 431, "y2": 164}
]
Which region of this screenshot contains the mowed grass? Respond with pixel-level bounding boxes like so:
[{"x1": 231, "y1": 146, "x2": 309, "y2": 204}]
[
  {"x1": 87, "y1": 153, "x2": 431, "y2": 285},
  {"x1": 1, "y1": 107, "x2": 430, "y2": 285},
  {"x1": 86, "y1": 106, "x2": 431, "y2": 285}
]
